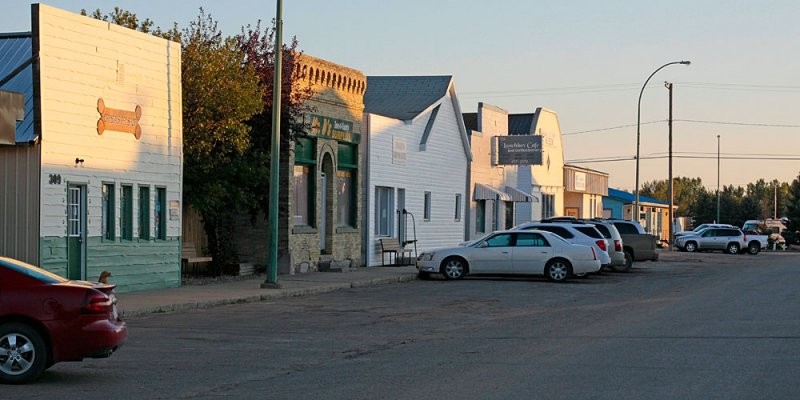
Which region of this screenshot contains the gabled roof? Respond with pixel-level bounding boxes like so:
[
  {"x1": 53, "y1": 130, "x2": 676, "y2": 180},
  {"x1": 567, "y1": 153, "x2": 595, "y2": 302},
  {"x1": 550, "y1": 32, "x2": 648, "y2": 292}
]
[
  {"x1": 0, "y1": 32, "x2": 35, "y2": 144},
  {"x1": 607, "y1": 188, "x2": 668, "y2": 206},
  {"x1": 364, "y1": 75, "x2": 453, "y2": 120},
  {"x1": 508, "y1": 113, "x2": 535, "y2": 135}
]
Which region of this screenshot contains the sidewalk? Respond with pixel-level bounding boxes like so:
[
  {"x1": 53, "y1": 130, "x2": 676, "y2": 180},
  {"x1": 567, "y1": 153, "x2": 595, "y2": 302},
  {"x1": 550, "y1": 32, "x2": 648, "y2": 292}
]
[{"x1": 118, "y1": 265, "x2": 418, "y2": 319}]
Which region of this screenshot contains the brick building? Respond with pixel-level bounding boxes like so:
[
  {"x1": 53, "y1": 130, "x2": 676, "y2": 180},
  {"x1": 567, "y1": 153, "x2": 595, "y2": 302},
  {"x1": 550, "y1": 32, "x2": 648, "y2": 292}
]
[{"x1": 233, "y1": 55, "x2": 366, "y2": 273}]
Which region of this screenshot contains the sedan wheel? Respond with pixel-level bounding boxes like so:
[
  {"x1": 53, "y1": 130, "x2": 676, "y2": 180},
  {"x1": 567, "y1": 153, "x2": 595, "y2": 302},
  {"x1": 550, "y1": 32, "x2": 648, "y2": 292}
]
[
  {"x1": 684, "y1": 242, "x2": 697, "y2": 252},
  {"x1": 726, "y1": 242, "x2": 740, "y2": 254},
  {"x1": 0, "y1": 323, "x2": 48, "y2": 384},
  {"x1": 545, "y1": 259, "x2": 571, "y2": 283},
  {"x1": 441, "y1": 257, "x2": 467, "y2": 280}
]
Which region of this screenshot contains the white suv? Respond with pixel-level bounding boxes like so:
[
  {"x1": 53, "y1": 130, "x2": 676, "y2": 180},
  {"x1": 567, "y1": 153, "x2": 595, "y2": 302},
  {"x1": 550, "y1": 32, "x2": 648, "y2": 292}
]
[{"x1": 513, "y1": 221, "x2": 612, "y2": 270}]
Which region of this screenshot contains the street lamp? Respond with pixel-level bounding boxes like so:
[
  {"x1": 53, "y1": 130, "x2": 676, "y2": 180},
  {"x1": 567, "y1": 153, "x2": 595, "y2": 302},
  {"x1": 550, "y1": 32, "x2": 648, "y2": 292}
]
[{"x1": 634, "y1": 60, "x2": 691, "y2": 223}]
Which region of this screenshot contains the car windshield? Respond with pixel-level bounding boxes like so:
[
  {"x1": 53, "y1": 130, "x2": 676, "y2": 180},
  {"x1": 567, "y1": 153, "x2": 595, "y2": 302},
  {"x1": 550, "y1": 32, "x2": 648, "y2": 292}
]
[{"x1": 0, "y1": 257, "x2": 67, "y2": 284}]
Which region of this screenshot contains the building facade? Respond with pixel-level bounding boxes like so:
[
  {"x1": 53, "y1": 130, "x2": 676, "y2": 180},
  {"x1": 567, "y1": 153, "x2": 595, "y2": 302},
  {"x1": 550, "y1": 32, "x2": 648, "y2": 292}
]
[
  {"x1": 603, "y1": 188, "x2": 671, "y2": 242},
  {"x1": 563, "y1": 165, "x2": 609, "y2": 218},
  {"x1": 363, "y1": 76, "x2": 471, "y2": 265},
  {"x1": 0, "y1": 4, "x2": 183, "y2": 292},
  {"x1": 508, "y1": 108, "x2": 566, "y2": 223},
  {"x1": 232, "y1": 54, "x2": 366, "y2": 273}
]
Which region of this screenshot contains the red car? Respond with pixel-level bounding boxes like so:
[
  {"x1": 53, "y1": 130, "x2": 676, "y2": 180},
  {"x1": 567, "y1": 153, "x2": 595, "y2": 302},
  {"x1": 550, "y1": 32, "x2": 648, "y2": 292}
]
[{"x1": 0, "y1": 256, "x2": 127, "y2": 384}]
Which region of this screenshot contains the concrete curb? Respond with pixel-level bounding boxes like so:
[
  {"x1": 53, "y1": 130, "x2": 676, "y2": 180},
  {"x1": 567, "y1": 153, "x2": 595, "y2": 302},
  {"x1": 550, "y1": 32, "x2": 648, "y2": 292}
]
[{"x1": 122, "y1": 273, "x2": 419, "y2": 319}]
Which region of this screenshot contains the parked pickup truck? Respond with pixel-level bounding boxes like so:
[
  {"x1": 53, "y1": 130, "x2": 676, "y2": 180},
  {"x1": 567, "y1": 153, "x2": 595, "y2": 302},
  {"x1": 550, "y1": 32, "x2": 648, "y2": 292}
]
[
  {"x1": 604, "y1": 219, "x2": 659, "y2": 266},
  {"x1": 741, "y1": 230, "x2": 769, "y2": 254}
]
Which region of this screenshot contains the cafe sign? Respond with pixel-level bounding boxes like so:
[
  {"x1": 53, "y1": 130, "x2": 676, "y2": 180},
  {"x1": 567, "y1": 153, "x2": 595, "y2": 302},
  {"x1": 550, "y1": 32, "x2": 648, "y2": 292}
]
[
  {"x1": 495, "y1": 135, "x2": 543, "y2": 165},
  {"x1": 97, "y1": 98, "x2": 142, "y2": 140},
  {"x1": 306, "y1": 114, "x2": 359, "y2": 144}
]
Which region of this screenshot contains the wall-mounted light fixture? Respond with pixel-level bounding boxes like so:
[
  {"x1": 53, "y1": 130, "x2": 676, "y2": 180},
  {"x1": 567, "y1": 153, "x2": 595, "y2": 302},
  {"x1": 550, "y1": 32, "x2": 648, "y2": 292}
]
[{"x1": 75, "y1": 158, "x2": 85, "y2": 167}]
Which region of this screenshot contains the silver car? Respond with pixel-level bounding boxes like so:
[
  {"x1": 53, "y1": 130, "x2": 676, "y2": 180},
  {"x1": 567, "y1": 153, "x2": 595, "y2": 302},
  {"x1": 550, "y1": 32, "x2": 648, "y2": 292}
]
[
  {"x1": 674, "y1": 227, "x2": 746, "y2": 254},
  {"x1": 512, "y1": 221, "x2": 612, "y2": 270}
]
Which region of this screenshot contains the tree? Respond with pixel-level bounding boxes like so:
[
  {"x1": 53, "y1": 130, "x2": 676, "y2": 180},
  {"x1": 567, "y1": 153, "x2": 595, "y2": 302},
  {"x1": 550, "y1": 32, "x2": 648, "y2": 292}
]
[
  {"x1": 235, "y1": 21, "x2": 314, "y2": 220},
  {"x1": 786, "y1": 172, "x2": 800, "y2": 243},
  {"x1": 179, "y1": 11, "x2": 264, "y2": 273},
  {"x1": 640, "y1": 177, "x2": 707, "y2": 218}
]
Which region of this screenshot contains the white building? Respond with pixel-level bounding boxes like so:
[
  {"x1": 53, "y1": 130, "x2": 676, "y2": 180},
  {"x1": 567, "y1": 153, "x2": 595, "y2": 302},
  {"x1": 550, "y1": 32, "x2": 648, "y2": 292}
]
[
  {"x1": 363, "y1": 76, "x2": 471, "y2": 266},
  {"x1": 0, "y1": 5, "x2": 182, "y2": 292}
]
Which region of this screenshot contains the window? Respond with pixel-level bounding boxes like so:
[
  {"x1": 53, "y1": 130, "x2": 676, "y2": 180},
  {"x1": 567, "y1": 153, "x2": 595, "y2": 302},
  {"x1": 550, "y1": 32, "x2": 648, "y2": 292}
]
[
  {"x1": 529, "y1": 225, "x2": 574, "y2": 239},
  {"x1": 102, "y1": 183, "x2": 115, "y2": 240},
  {"x1": 337, "y1": 170, "x2": 355, "y2": 227},
  {"x1": 139, "y1": 186, "x2": 150, "y2": 240},
  {"x1": 454, "y1": 194, "x2": 461, "y2": 221},
  {"x1": 476, "y1": 200, "x2": 486, "y2": 233},
  {"x1": 294, "y1": 165, "x2": 314, "y2": 226},
  {"x1": 575, "y1": 226, "x2": 603, "y2": 239},
  {"x1": 485, "y1": 233, "x2": 513, "y2": 247},
  {"x1": 375, "y1": 187, "x2": 394, "y2": 236},
  {"x1": 155, "y1": 187, "x2": 166, "y2": 240},
  {"x1": 120, "y1": 185, "x2": 133, "y2": 240},
  {"x1": 542, "y1": 193, "x2": 556, "y2": 219},
  {"x1": 423, "y1": 192, "x2": 431, "y2": 221},
  {"x1": 516, "y1": 233, "x2": 549, "y2": 247},
  {"x1": 505, "y1": 201, "x2": 514, "y2": 230}
]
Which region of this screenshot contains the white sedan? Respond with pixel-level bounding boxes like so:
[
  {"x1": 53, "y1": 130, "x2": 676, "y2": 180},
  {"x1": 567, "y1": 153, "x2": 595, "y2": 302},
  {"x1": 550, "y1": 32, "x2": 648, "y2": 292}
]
[{"x1": 416, "y1": 230, "x2": 601, "y2": 282}]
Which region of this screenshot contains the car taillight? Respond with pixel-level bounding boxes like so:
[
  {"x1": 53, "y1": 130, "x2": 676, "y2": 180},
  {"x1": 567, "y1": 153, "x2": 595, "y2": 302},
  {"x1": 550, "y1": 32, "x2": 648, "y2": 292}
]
[
  {"x1": 596, "y1": 240, "x2": 607, "y2": 251},
  {"x1": 82, "y1": 291, "x2": 112, "y2": 314},
  {"x1": 614, "y1": 239, "x2": 622, "y2": 252}
]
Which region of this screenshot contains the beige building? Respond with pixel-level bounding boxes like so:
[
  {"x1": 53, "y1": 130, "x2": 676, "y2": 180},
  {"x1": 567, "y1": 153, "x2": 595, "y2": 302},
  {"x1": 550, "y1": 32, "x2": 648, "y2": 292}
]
[
  {"x1": 563, "y1": 165, "x2": 609, "y2": 218},
  {"x1": 1, "y1": 5, "x2": 183, "y2": 292}
]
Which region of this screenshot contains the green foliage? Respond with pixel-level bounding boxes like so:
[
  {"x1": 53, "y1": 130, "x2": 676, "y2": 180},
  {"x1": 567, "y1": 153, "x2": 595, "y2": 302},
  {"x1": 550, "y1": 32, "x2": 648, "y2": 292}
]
[
  {"x1": 640, "y1": 177, "x2": 707, "y2": 217},
  {"x1": 786, "y1": 171, "x2": 800, "y2": 237},
  {"x1": 179, "y1": 11, "x2": 264, "y2": 274}
]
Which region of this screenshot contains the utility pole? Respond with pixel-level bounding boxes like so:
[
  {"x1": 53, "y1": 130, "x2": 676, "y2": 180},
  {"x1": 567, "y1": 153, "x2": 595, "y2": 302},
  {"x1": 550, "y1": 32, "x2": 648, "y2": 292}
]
[
  {"x1": 665, "y1": 82, "x2": 674, "y2": 250},
  {"x1": 262, "y1": 0, "x2": 283, "y2": 289},
  {"x1": 717, "y1": 135, "x2": 722, "y2": 224}
]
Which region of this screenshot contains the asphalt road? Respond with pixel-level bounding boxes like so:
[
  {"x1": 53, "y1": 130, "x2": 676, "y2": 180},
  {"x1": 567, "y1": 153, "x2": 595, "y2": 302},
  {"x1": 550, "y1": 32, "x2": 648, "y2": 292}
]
[{"x1": 8, "y1": 252, "x2": 800, "y2": 399}]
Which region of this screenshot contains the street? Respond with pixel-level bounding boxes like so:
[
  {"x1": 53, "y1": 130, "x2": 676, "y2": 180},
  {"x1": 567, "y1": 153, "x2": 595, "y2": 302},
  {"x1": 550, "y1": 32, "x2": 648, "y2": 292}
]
[{"x1": 8, "y1": 252, "x2": 800, "y2": 399}]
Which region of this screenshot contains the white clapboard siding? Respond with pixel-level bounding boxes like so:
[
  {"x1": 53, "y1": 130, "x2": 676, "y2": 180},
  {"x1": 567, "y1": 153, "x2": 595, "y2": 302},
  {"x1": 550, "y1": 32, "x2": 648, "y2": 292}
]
[{"x1": 366, "y1": 91, "x2": 468, "y2": 266}]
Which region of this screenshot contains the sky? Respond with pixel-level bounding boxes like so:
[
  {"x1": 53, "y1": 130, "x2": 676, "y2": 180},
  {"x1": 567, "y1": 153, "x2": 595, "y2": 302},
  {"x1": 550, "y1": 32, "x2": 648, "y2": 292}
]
[{"x1": 3, "y1": 1, "x2": 799, "y2": 192}]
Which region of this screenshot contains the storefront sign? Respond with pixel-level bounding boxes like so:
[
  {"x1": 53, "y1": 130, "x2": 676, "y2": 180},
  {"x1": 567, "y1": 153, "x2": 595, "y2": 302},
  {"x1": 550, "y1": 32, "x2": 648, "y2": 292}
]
[
  {"x1": 97, "y1": 98, "x2": 142, "y2": 140},
  {"x1": 306, "y1": 114, "x2": 360, "y2": 144},
  {"x1": 496, "y1": 135, "x2": 543, "y2": 165},
  {"x1": 574, "y1": 171, "x2": 587, "y2": 191}
]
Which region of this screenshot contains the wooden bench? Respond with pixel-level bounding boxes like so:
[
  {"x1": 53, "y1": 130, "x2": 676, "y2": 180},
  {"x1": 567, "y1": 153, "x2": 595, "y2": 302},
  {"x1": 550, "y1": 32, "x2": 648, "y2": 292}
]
[
  {"x1": 379, "y1": 238, "x2": 413, "y2": 266},
  {"x1": 182, "y1": 242, "x2": 213, "y2": 275}
]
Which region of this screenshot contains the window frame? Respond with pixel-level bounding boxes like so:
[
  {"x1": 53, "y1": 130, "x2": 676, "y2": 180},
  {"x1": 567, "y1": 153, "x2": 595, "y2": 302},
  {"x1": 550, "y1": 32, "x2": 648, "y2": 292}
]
[
  {"x1": 423, "y1": 191, "x2": 432, "y2": 221},
  {"x1": 138, "y1": 185, "x2": 150, "y2": 240},
  {"x1": 374, "y1": 186, "x2": 394, "y2": 237},
  {"x1": 120, "y1": 185, "x2": 133, "y2": 241},
  {"x1": 102, "y1": 183, "x2": 115, "y2": 241},
  {"x1": 155, "y1": 187, "x2": 167, "y2": 240}
]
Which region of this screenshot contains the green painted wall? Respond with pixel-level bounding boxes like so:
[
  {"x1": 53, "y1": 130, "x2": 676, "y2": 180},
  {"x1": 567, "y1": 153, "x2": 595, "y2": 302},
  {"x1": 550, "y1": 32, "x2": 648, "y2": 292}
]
[{"x1": 40, "y1": 236, "x2": 181, "y2": 293}]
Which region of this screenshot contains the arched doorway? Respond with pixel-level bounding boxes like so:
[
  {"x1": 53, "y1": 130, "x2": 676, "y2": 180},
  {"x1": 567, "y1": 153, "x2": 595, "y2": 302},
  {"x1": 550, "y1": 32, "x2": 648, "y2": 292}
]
[{"x1": 320, "y1": 153, "x2": 335, "y2": 254}]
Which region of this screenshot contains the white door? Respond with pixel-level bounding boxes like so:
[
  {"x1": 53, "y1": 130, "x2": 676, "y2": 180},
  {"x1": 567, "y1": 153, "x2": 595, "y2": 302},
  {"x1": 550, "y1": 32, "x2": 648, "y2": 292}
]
[
  {"x1": 469, "y1": 232, "x2": 514, "y2": 273},
  {"x1": 512, "y1": 232, "x2": 553, "y2": 274}
]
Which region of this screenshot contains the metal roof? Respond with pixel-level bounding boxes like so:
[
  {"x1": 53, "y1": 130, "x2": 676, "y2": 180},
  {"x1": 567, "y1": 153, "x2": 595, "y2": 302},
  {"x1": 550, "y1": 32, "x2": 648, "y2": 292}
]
[
  {"x1": 607, "y1": 188, "x2": 668, "y2": 206},
  {"x1": 0, "y1": 32, "x2": 35, "y2": 144},
  {"x1": 508, "y1": 113, "x2": 535, "y2": 135},
  {"x1": 364, "y1": 75, "x2": 452, "y2": 120}
]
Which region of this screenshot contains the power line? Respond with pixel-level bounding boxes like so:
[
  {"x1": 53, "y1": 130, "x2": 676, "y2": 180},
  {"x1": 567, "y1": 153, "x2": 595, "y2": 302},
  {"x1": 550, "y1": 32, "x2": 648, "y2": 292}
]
[
  {"x1": 567, "y1": 155, "x2": 800, "y2": 163},
  {"x1": 562, "y1": 119, "x2": 800, "y2": 136}
]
